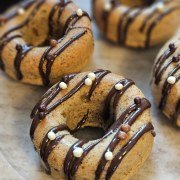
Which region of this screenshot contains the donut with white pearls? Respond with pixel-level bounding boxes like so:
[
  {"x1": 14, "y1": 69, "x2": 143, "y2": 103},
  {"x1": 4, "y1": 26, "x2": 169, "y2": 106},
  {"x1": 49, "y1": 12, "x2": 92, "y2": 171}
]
[
  {"x1": 151, "y1": 35, "x2": 180, "y2": 127},
  {"x1": 93, "y1": 0, "x2": 180, "y2": 48},
  {"x1": 30, "y1": 70, "x2": 155, "y2": 180}
]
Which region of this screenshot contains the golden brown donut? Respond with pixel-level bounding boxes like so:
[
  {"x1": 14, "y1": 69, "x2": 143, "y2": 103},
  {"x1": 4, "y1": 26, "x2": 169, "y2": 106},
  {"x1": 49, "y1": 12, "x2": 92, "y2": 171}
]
[
  {"x1": 93, "y1": 0, "x2": 180, "y2": 48},
  {"x1": 151, "y1": 36, "x2": 180, "y2": 127},
  {"x1": 0, "y1": 0, "x2": 93, "y2": 85},
  {"x1": 30, "y1": 69, "x2": 155, "y2": 180}
]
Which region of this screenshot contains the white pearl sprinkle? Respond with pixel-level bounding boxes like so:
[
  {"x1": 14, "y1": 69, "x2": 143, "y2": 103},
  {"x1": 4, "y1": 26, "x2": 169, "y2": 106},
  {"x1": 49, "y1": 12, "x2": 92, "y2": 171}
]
[
  {"x1": 88, "y1": 72, "x2": 96, "y2": 81},
  {"x1": 18, "y1": 8, "x2": 25, "y2": 15},
  {"x1": 104, "y1": 3, "x2": 112, "y2": 11},
  {"x1": 156, "y1": 2, "x2": 164, "y2": 12},
  {"x1": 105, "y1": 151, "x2": 113, "y2": 161},
  {"x1": 73, "y1": 147, "x2": 84, "y2": 158},
  {"x1": 115, "y1": 83, "x2": 124, "y2": 91},
  {"x1": 85, "y1": 78, "x2": 93, "y2": 86},
  {"x1": 48, "y1": 131, "x2": 56, "y2": 141},
  {"x1": 59, "y1": 82, "x2": 67, "y2": 89},
  {"x1": 76, "y1": 9, "x2": 83, "y2": 16},
  {"x1": 167, "y1": 76, "x2": 176, "y2": 84}
]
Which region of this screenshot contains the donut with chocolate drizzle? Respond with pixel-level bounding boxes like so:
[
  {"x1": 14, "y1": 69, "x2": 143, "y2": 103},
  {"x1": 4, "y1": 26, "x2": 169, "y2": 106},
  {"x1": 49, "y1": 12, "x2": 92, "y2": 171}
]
[
  {"x1": 0, "y1": 0, "x2": 93, "y2": 85},
  {"x1": 30, "y1": 69, "x2": 155, "y2": 179},
  {"x1": 151, "y1": 36, "x2": 180, "y2": 127},
  {"x1": 92, "y1": 0, "x2": 180, "y2": 48}
]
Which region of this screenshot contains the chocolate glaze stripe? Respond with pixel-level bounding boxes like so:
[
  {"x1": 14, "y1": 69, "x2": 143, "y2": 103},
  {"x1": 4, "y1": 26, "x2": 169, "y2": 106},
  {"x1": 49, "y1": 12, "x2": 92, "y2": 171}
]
[
  {"x1": 39, "y1": 29, "x2": 87, "y2": 86},
  {"x1": 48, "y1": 0, "x2": 72, "y2": 38},
  {"x1": 173, "y1": 100, "x2": 180, "y2": 126},
  {"x1": 88, "y1": 70, "x2": 111, "y2": 98},
  {"x1": 106, "y1": 122, "x2": 154, "y2": 180},
  {"x1": 31, "y1": 74, "x2": 76, "y2": 119},
  {"x1": 139, "y1": 0, "x2": 172, "y2": 32},
  {"x1": 155, "y1": 54, "x2": 180, "y2": 85},
  {"x1": 30, "y1": 74, "x2": 77, "y2": 139},
  {"x1": 140, "y1": 8, "x2": 159, "y2": 32},
  {"x1": 62, "y1": 11, "x2": 91, "y2": 36},
  {"x1": 0, "y1": 0, "x2": 45, "y2": 40},
  {"x1": 103, "y1": 79, "x2": 135, "y2": 120},
  {"x1": 40, "y1": 124, "x2": 69, "y2": 174},
  {"x1": 145, "y1": 6, "x2": 180, "y2": 47},
  {"x1": 122, "y1": 8, "x2": 142, "y2": 44},
  {"x1": 14, "y1": 44, "x2": 33, "y2": 80},
  {"x1": 65, "y1": 98, "x2": 151, "y2": 179},
  {"x1": 46, "y1": 69, "x2": 107, "y2": 113},
  {"x1": 64, "y1": 140, "x2": 85, "y2": 179},
  {"x1": 117, "y1": 8, "x2": 133, "y2": 43},
  {"x1": 159, "y1": 64, "x2": 180, "y2": 110},
  {"x1": 30, "y1": 70, "x2": 106, "y2": 139},
  {"x1": 102, "y1": 4, "x2": 117, "y2": 34},
  {"x1": 0, "y1": 34, "x2": 22, "y2": 70},
  {"x1": 95, "y1": 98, "x2": 151, "y2": 180},
  {"x1": 153, "y1": 43, "x2": 177, "y2": 75},
  {"x1": 72, "y1": 110, "x2": 89, "y2": 132},
  {"x1": 0, "y1": 0, "x2": 35, "y2": 23}
]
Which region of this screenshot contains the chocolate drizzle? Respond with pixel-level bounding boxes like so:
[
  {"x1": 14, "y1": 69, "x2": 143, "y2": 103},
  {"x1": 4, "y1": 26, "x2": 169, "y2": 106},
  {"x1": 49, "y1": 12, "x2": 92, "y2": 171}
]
[
  {"x1": 31, "y1": 70, "x2": 154, "y2": 179},
  {"x1": 96, "y1": 0, "x2": 178, "y2": 47},
  {"x1": 145, "y1": 6, "x2": 180, "y2": 47},
  {"x1": 39, "y1": 29, "x2": 87, "y2": 85},
  {"x1": 14, "y1": 44, "x2": 33, "y2": 80},
  {"x1": 40, "y1": 124, "x2": 69, "y2": 174},
  {"x1": 48, "y1": 1, "x2": 72, "y2": 38},
  {"x1": 159, "y1": 64, "x2": 180, "y2": 110},
  {"x1": 0, "y1": 0, "x2": 45, "y2": 40},
  {"x1": 0, "y1": 35, "x2": 22, "y2": 70},
  {"x1": 106, "y1": 122, "x2": 154, "y2": 179},
  {"x1": 0, "y1": 0, "x2": 45, "y2": 71},
  {"x1": 0, "y1": 0, "x2": 35, "y2": 24},
  {"x1": 62, "y1": 11, "x2": 91, "y2": 36},
  {"x1": 103, "y1": 79, "x2": 135, "y2": 120},
  {"x1": 30, "y1": 70, "x2": 108, "y2": 139},
  {"x1": 153, "y1": 43, "x2": 177, "y2": 78}
]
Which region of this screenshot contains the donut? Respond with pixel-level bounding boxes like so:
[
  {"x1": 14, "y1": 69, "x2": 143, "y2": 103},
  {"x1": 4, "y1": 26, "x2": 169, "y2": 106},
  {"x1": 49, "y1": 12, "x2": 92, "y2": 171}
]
[
  {"x1": 0, "y1": 0, "x2": 93, "y2": 85},
  {"x1": 92, "y1": 0, "x2": 180, "y2": 48},
  {"x1": 30, "y1": 69, "x2": 155, "y2": 180},
  {"x1": 151, "y1": 36, "x2": 180, "y2": 127}
]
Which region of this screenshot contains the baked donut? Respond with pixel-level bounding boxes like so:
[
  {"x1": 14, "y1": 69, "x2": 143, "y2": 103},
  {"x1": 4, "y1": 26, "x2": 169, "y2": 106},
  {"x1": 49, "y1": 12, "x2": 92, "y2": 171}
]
[
  {"x1": 151, "y1": 36, "x2": 180, "y2": 127},
  {"x1": 0, "y1": 0, "x2": 93, "y2": 85},
  {"x1": 30, "y1": 69, "x2": 155, "y2": 180},
  {"x1": 92, "y1": 0, "x2": 180, "y2": 48}
]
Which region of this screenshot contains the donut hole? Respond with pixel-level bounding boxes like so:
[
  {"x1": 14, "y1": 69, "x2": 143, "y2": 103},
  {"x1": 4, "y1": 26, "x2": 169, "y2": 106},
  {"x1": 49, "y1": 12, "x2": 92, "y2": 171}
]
[
  {"x1": 118, "y1": 0, "x2": 156, "y2": 7},
  {"x1": 18, "y1": 2, "x2": 65, "y2": 47},
  {"x1": 73, "y1": 127, "x2": 105, "y2": 141}
]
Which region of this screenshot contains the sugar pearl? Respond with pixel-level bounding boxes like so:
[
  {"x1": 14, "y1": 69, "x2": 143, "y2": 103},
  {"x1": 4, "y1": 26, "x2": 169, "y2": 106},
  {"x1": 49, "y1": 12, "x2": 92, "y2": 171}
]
[
  {"x1": 104, "y1": 3, "x2": 112, "y2": 11},
  {"x1": 85, "y1": 78, "x2": 93, "y2": 86},
  {"x1": 167, "y1": 76, "x2": 176, "y2": 84},
  {"x1": 88, "y1": 72, "x2": 96, "y2": 81},
  {"x1": 50, "y1": 39, "x2": 58, "y2": 47},
  {"x1": 105, "y1": 151, "x2": 113, "y2": 161},
  {"x1": 118, "y1": 131, "x2": 128, "y2": 140},
  {"x1": 48, "y1": 131, "x2": 56, "y2": 141},
  {"x1": 115, "y1": 83, "x2": 123, "y2": 91},
  {"x1": 156, "y1": 3, "x2": 164, "y2": 12},
  {"x1": 59, "y1": 82, "x2": 67, "y2": 89},
  {"x1": 76, "y1": 9, "x2": 83, "y2": 16},
  {"x1": 121, "y1": 124, "x2": 131, "y2": 133},
  {"x1": 18, "y1": 8, "x2": 25, "y2": 15},
  {"x1": 73, "y1": 147, "x2": 84, "y2": 158}
]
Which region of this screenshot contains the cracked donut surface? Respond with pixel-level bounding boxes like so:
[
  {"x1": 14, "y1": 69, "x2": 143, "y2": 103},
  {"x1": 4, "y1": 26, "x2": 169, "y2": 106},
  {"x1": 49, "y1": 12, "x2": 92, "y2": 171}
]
[
  {"x1": 0, "y1": 0, "x2": 93, "y2": 85},
  {"x1": 93, "y1": 0, "x2": 180, "y2": 48},
  {"x1": 151, "y1": 36, "x2": 180, "y2": 127},
  {"x1": 30, "y1": 69, "x2": 155, "y2": 180}
]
